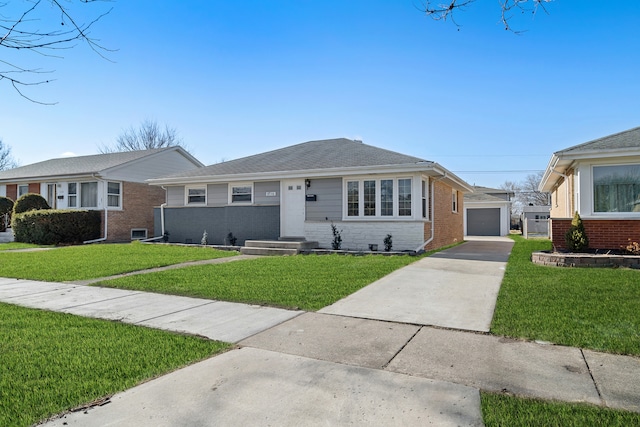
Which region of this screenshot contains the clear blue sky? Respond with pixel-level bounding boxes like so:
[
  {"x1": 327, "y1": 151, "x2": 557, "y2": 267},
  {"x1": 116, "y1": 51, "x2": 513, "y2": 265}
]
[{"x1": 1, "y1": 1, "x2": 639, "y2": 188}]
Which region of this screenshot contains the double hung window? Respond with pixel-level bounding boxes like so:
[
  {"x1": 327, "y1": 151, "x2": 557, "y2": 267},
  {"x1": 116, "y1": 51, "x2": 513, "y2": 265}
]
[
  {"x1": 231, "y1": 185, "x2": 252, "y2": 203},
  {"x1": 187, "y1": 187, "x2": 206, "y2": 204}
]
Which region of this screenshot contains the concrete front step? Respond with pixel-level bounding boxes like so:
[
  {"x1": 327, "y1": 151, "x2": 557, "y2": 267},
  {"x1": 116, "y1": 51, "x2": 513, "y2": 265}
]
[
  {"x1": 241, "y1": 240, "x2": 320, "y2": 256},
  {"x1": 240, "y1": 247, "x2": 299, "y2": 256},
  {"x1": 244, "y1": 240, "x2": 319, "y2": 250}
]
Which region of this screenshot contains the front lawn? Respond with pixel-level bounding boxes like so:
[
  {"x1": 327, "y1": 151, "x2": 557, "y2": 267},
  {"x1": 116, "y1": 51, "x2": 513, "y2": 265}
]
[
  {"x1": 96, "y1": 254, "x2": 419, "y2": 311},
  {"x1": 0, "y1": 303, "x2": 229, "y2": 427},
  {"x1": 481, "y1": 392, "x2": 640, "y2": 426},
  {"x1": 491, "y1": 235, "x2": 640, "y2": 356},
  {"x1": 0, "y1": 242, "x2": 237, "y2": 281}
]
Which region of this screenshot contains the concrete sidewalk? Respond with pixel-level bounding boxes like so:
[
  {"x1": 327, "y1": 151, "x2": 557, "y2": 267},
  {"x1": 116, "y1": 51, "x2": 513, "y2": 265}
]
[
  {"x1": 0, "y1": 237, "x2": 637, "y2": 426},
  {"x1": 0, "y1": 278, "x2": 301, "y2": 343}
]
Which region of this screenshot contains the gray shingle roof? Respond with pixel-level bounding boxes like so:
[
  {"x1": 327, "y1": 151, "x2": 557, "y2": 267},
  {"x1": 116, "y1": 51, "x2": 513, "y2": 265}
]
[
  {"x1": 0, "y1": 148, "x2": 173, "y2": 181},
  {"x1": 464, "y1": 192, "x2": 509, "y2": 202},
  {"x1": 557, "y1": 126, "x2": 640, "y2": 154},
  {"x1": 165, "y1": 138, "x2": 432, "y2": 179}
]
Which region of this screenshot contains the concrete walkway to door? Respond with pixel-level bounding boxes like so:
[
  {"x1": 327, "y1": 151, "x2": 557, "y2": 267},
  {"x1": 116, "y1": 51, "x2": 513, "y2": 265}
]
[{"x1": 320, "y1": 236, "x2": 514, "y2": 332}]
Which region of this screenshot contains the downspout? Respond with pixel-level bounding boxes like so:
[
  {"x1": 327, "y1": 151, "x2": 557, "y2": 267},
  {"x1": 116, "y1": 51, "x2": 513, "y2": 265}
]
[
  {"x1": 140, "y1": 186, "x2": 167, "y2": 242},
  {"x1": 84, "y1": 176, "x2": 108, "y2": 244},
  {"x1": 415, "y1": 173, "x2": 447, "y2": 253}
]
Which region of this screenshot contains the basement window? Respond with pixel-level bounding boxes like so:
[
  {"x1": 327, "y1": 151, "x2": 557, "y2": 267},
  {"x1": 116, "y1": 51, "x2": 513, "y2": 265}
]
[{"x1": 131, "y1": 229, "x2": 148, "y2": 240}]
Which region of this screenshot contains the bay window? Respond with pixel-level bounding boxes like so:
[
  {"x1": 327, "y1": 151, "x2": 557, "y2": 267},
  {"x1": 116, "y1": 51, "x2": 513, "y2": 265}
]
[
  {"x1": 345, "y1": 177, "x2": 414, "y2": 218},
  {"x1": 593, "y1": 164, "x2": 640, "y2": 213}
]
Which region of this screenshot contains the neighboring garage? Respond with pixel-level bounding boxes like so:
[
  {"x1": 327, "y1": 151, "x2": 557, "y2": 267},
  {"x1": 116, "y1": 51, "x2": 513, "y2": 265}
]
[
  {"x1": 467, "y1": 208, "x2": 500, "y2": 236},
  {"x1": 464, "y1": 186, "x2": 513, "y2": 237}
]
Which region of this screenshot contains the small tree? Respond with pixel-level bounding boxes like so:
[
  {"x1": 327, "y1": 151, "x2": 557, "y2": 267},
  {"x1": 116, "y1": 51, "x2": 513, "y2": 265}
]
[
  {"x1": 330, "y1": 222, "x2": 342, "y2": 250},
  {"x1": 565, "y1": 212, "x2": 589, "y2": 252},
  {"x1": 383, "y1": 234, "x2": 393, "y2": 252}
]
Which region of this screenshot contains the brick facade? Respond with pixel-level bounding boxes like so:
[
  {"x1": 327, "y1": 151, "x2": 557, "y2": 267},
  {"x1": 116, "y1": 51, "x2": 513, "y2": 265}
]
[
  {"x1": 551, "y1": 218, "x2": 640, "y2": 250},
  {"x1": 103, "y1": 182, "x2": 166, "y2": 242},
  {"x1": 6, "y1": 184, "x2": 16, "y2": 201},
  {"x1": 424, "y1": 180, "x2": 464, "y2": 251}
]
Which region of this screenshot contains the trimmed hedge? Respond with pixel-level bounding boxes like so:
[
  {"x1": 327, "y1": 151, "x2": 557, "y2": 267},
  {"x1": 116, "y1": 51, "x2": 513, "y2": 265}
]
[
  {"x1": 0, "y1": 197, "x2": 12, "y2": 232},
  {"x1": 13, "y1": 193, "x2": 50, "y2": 214},
  {"x1": 12, "y1": 209, "x2": 101, "y2": 245},
  {"x1": 0, "y1": 197, "x2": 13, "y2": 215}
]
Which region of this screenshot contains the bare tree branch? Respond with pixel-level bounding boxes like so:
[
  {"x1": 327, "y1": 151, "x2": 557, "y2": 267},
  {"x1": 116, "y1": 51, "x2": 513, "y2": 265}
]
[
  {"x1": 0, "y1": 139, "x2": 18, "y2": 171},
  {"x1": 0, "y1": 0, "x2": 113, "y2": 102},
  {"x1": 100, "y1": 120, "x2": 188, "y2": 153},
  {"x1": 420, "y1": 0, "x2": 553, "y2": 32}
]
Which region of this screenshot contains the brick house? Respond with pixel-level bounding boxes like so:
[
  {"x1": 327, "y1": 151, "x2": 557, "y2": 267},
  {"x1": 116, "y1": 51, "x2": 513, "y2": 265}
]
[
  {"x1": 539, "y1": 126, "x2": 640, "y2": 250},
  {"x1": 148, "y1": 138, "x2": 472, "y2": 251},
  {"x1": 0, "y1": 147, "x2": 203, "y2": 242}
]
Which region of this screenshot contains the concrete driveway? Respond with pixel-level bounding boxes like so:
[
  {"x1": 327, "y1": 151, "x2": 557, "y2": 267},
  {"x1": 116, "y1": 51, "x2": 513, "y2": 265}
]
[{"x1": 320, "y1": 236, "x2": 514, "y2": 332}]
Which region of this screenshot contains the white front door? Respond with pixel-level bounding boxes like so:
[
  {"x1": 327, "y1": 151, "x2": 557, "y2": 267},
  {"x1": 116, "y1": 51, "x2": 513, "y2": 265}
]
[{"x1": 281, "y1": 179, "x2": 306, "y2": 237}]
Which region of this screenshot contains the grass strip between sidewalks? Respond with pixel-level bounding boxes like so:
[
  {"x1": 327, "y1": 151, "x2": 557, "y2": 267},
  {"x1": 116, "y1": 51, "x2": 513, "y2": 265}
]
[
  {"x1": 0, "y1": 242, "x2": 237, "y2": 281},
  {"x1": 491, "y1": 235, "x2": 640, "y2": 356},
  {"x1": 96, "y1": 253, "x2": 420, "y2": 311},
  {"x1": 0, "y1": 302, "x2": 229, "y2": 427},
  {"x1": 481, "y1": 392, "x2": 640, "y2": 426}
]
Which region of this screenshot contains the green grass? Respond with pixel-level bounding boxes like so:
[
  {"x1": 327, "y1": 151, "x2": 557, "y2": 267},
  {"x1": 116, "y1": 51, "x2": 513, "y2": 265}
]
[
  {"x1": 0, "y1": 242, "x2": 237, "y2": 281},
  {"x1": 481, "y1": 392, "x2": 640, "y2": 426},
  {"x1": 491, "y1": 235, "x2": 640, "y2": 355},
  {"x1": 0, "y1": 303, "x2": 229, "y2": 427},
  {"x1": 97, "y1": 254, "x2": 419, "y2": 311}
]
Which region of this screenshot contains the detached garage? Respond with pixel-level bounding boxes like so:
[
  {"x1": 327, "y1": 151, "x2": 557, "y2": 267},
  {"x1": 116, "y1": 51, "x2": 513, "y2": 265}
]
[{"x1": 464, "y1": 187, "x2": 513, "y2": 237}]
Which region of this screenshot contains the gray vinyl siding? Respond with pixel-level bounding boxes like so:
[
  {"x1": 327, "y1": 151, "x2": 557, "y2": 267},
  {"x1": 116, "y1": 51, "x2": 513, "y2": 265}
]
[
  {"x1": 167, "y1": 186, "x2": 185, "y2": 206},
  {"x1": 154, "y1": 205, "x2": 280, "y2": 245},
  {"x1": 207, "y1": 184, "x2": 227, "y2": 206},
  {"x1": 306, "y1": 178, "x2": 342, "y2": 221},
  {"x1": 254, "y1": 181, "x2": 280, "y2": 205}
]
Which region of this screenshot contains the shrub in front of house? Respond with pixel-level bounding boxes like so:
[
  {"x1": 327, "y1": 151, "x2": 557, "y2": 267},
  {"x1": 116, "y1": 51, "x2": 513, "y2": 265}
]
[
  {"x1": 564, "y1": 211, "x2": 589, "y2": 252},
  {"x1": 13, "y1": 193, "x2": 51, "y2": 215},
  {"x1": 12, "y1": 210, "x2": 101, "y2": 245},
  {"x1": 0, "y1": 196, "x2": 13, "y2": 232}
]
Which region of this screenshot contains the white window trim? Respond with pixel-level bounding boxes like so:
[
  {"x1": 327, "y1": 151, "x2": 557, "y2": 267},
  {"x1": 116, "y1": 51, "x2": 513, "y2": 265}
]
[
  {"x1": 342, "y1": 176, "x2": 415, "y2": 220},
  {"x1": 229, "y1": 182, "x2": 254, "y2": 205},
  {"x1": 106, "y1": 181, "x2": 122, "y2": 209},
  {"x1": 17, "y1": 184, "x2": 29, "y2": 197},
  {"x1": 589, "y1": 162, "x2": 640, "y2": 217},
  {"x1": 185, "y1": 186, "x2": 207, "y2": 205},
  {"x1": 452, "y1": 189, "x2": 458, "y2": 213}
]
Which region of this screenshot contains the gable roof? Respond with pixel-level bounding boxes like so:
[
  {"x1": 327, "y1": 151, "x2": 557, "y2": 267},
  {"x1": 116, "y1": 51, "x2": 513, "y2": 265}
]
[
  {"x1": 0, "y1": 147, "x2": 202, "y2": 182},
  {"x1": 464, "y1": 192, "x2": 509, "y2": 203},
  {"x1": 539, "y1": 126, "x2": 640, "y2": 192},
  {"x1": 556, "y1": 126, "x2": 640, "y2": 155},
  {"x1": 162, "y1": 138, "x2": 429, "y2": 177},
  {"x1": 149, "y1": 138, "x2": 473, "y2": 191}
]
